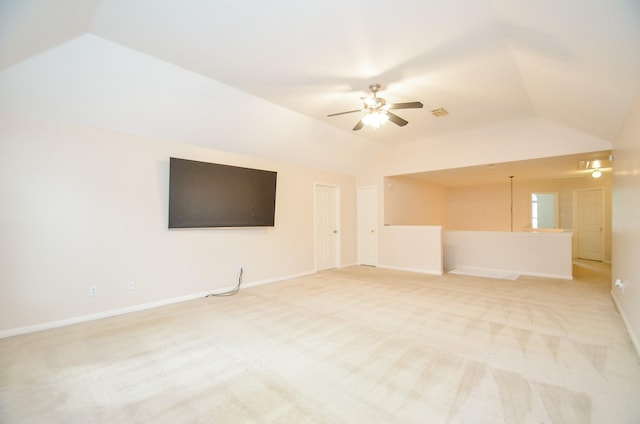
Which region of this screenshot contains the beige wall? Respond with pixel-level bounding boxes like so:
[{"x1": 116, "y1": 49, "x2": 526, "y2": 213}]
[
  {"x1": 383, "y1": 176, "x2": 447, "y2": 226},
  {"x1": 447, "y1": 182, "x2": 512, "y2": 231},
  {"x1": 447, "y1": 176, "x2": 611, "y2": 234},
  {"x1": 611, "y1": 89, "x2": 640, "y2": 353},
  {"x1": 0, "y1": 112, "x2": 357, "y2": 334}
]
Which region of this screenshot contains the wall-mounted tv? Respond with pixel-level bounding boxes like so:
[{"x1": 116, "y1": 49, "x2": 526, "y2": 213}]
[{"x1": 168, "y1": 157, "x2": 277, "y2": 228}]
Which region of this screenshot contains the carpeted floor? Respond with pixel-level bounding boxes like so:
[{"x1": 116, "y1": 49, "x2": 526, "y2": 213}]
[{"x1": 1, "y1": 261, "x2": 639, "y2": 423}]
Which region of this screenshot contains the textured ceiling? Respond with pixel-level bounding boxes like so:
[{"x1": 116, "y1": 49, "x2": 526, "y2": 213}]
[{"x1": 0, "y1": 0, "x2": 638, "y2": 149}]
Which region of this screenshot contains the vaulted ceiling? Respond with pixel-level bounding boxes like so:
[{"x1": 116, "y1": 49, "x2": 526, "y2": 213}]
[{"x1": 1, "y1": 1, "x2": 638, "y2": 158}]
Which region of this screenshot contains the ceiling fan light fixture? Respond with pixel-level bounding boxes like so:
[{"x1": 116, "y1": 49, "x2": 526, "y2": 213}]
[
  {"x1": 327, "y1": 84, "x2": 422, "y2": 130},
  {"x1": 362, "y1": 110, "x2": 389, "y2": 128}
]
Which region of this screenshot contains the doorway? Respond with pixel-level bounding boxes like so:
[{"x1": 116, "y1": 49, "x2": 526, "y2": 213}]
[
  {"x1": 575, "y1": 188, "x2": 604, "y2": 261},
  {"x1": 315, "y1": 184, "x2": 339, "y2": 271},
  {"x1": 531, "y1": 192, "x2": 559, "y2": 229},
  {"x1": 357, "y1": 186, "x2": 377, "y2": 266}
]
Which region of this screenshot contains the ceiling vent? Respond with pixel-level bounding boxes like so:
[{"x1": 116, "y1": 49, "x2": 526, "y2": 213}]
[{"x1": 431, "y1": 107, "x2": 448, "y2": 117}]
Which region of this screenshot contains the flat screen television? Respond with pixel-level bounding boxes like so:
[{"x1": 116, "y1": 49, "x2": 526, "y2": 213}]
[{"x1": 168, "y1": 157, "x2": 277, "y2": 228}]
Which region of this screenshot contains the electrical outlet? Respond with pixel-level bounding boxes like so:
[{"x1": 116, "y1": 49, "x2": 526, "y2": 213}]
[
  {"x1": 237, "y1": 265, "x2": 243, "y2": 273},
  {"x1": 128, "y1": 280, "x2": 135, "y2": 290},
  {"x1": 89, "y1": 286, "x2": 97, "y2": 297}
]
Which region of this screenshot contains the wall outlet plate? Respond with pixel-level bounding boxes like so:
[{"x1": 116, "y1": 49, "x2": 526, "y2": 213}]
[
  {"x1": 89, "y1": 286, "x2": 97, "y2": 297},
  {"x1": 128, "y1": 280, "x2": 135, "y2": 290}
]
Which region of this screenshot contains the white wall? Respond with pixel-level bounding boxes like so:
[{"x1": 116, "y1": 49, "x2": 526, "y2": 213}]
[
  {"x1": 611, "y1": 90, "x2": 640, "y2": 353},
  {"x1": 443, "y1": 231, "x2": 573, "y2": 280},
  {"x1": 0, "y1": 111, "x2": 357, "y2": 335},
  {"x1": 367, "y1": 117, "x2": 612, "y2": 178},
  {"x1": 0, "y1": 35, "x2": 383, "y2": 177},
  {"x1": 378, "y1": 226, "x2": 443, "y2": 275}
]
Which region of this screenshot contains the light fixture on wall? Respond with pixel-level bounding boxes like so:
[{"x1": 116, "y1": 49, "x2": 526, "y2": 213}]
[{"x1": 579, "y1": 157, "x2": 611, "y2": 179}]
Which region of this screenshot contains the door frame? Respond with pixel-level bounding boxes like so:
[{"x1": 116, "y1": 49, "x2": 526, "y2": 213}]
[
  {"x1": 314, "y1": 183, "x2": 340, "y2": 271},
  {"x1": 357, "y1": 185, "x2": 378, "y2": 266},
  {"x1": 573, "y1": 187, "x2": 605, "y2": 261}
]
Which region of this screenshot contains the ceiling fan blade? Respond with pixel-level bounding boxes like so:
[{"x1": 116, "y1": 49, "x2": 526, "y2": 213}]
[
  {"x1": 327, "y1": 109, "x2": 362, "y2": 117},
  {"x1": 352, "y1": 120, "x2": 365, "y2": 131},
  {"x1": 387, "y1": 112, "x2": 409, "y2": 127},
  {"x1": 388, "y1": 101, "x2": 423, "y2": 110}
]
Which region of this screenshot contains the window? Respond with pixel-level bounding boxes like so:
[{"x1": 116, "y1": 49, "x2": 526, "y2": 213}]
[{"x1": 531, "y1": 192, "x2": 559, "y2": 229}]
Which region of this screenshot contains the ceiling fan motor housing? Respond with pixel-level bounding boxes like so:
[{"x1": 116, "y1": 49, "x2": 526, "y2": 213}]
[{"x1": 365, "y1": 96, "x2": 386, "y2": 110}]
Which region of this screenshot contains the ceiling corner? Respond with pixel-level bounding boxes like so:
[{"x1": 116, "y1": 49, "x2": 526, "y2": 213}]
[{"x1": 0, "y1": 0, "x2": 100, "y2": 71}]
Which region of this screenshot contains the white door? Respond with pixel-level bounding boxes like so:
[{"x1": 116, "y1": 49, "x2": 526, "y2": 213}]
[
  {"x1": 357, "y1": 186, "x2": 377, "y2": 266},
  {"x1": 315, "y1": 184, "x2": 339, "y2": 271},
  {"x1": 576, "y1": 188, "x2": 604, "y2": 261}
]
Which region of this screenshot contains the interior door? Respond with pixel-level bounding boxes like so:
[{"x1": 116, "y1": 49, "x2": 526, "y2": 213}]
[
  {"x1": 357, "y1": 186, "x2": 377, "y2": 266},
  {"x1": 576, "y1": 188, "x2": 604, "y2": 261},
  {"x1": 315, "y1": 184, "x2": 339, "y2": 271}
]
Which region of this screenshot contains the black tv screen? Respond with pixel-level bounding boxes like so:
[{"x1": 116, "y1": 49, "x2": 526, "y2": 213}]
[{"x1": 168, "y1": 157, "x2": 277, "y2": 228}]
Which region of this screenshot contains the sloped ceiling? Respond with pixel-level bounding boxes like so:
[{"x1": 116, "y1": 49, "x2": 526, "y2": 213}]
[{"x1": 0, "y1": 1, "x2": 638, "y2": 167}]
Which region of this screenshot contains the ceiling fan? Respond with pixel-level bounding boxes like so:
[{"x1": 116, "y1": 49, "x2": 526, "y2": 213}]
[{"x1": 327, "y1": 84, "x2": 423, "y2": 130}]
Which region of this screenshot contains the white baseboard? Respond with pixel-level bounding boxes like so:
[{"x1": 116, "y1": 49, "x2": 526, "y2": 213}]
[
  {"x1": 240, "y1": 270, "x2": 315, "y2": 289},
  {"x1": 611, "y1": 290, "x2": 640, "y2": 358},
  {"x1": 377, "y1": 264, "x2": 443, "y2": 276},
  {"x1": 0, "y1": 270, "x2": 316, "y2": 340},
  {"x1": 447, "y1": 265, "x2": 572, "y2": 281},
  {"x1": 449, "y1": 266, "x2": 520, "y2": 280},
  {"x1": 521, "y1": 271, "x2": 573, "y2": 280},
  {"x1": 0, "y1": 291, "x2": 211, "y2": 339}
]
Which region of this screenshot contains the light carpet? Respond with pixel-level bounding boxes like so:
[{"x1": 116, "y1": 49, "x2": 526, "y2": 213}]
[{"x1": 1, "y1": 261, "x2": 639, "y2": 423}]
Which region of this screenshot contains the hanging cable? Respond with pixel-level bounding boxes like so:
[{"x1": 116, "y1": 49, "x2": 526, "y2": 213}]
[
  {"x1": 206, "y1": 268, "x2": 243, "y2": 297},
  {"x1": 509, "y1": 176, "x2": 514, "y2": 232}
]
